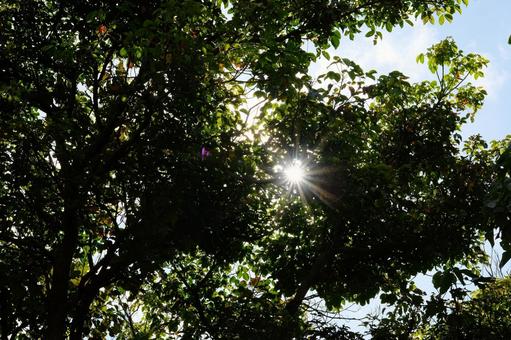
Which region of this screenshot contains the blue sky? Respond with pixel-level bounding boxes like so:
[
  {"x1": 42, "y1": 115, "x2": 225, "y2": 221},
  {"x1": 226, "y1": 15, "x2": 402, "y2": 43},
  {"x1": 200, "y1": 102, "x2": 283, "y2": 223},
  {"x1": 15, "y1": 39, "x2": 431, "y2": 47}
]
[
  {"x1": 436, "y1": 0, "x2": 510, "y2": 141},
  {"x1": 311, "y1": 0, "x2": 511, "y2": 143}
]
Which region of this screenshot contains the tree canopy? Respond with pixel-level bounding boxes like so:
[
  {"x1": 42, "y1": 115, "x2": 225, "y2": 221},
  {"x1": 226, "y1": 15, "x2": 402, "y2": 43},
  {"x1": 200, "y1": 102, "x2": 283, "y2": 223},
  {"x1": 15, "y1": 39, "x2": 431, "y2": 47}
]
[{"x1": 0, "y1": 0, "x2": 509, "y2": 338}]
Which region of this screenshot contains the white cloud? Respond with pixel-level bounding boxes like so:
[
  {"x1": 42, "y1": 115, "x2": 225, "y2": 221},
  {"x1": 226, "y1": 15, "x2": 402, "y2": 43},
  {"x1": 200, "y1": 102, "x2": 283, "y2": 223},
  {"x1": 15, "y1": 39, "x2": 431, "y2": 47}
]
[
  {"x1": 309, "y1": 25, "x2": 509, "y2": 104},
  {"x1": 310, "y1": 24, "x2": 440, "y2": 82},
  {"x1": 475, "y1": 59, "x2": 509, "y2": 101},
  {"x1": 497, "y1": 43, "x2": 511, "y2": 61}
]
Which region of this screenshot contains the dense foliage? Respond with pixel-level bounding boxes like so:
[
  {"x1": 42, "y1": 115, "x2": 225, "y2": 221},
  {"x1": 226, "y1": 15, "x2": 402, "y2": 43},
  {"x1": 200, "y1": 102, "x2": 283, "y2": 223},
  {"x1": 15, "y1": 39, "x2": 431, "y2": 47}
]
[
  {"x1": 429, "y1": 277, "x2": 511, "y2": 339},
  {"x1": 1, "y1": 0, "x2": 509, "y2": 338},
  {"x1": 370, "y1": 276, "x2": 511, "y2": 339}
]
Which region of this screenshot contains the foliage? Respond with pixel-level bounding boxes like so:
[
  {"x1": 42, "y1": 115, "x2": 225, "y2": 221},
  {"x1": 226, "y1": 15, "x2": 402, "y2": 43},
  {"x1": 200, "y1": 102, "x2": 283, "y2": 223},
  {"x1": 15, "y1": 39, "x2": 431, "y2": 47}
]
[
  {"x1": 370, "y1": 276, "x2": 511, "y2": 339},
  {"x1": 484, "y1": 139, "x2": 511, "y2": 268},
  {"x1": 260, "y1": 37, "x2": 490, "y2": 312},
  {"x1": 426, "y1": 277, "x2": 511, "y2": 339},
  {"x1": 0, "y1": 0, "x2": 505, "y2": 339}
]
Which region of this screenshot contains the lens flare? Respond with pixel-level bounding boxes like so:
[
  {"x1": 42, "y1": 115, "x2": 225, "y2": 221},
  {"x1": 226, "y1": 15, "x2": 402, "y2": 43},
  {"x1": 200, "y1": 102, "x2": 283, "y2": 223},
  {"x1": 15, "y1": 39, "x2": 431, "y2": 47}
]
[{"x1": 284, "y1": 160, "x2": 305, "y2": 185}]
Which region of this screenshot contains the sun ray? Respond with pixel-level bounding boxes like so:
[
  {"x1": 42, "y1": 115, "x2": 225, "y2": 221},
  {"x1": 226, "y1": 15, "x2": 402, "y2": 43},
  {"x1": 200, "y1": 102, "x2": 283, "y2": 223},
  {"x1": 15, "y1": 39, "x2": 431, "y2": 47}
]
[{"x1": 284, "y1": 160, "x2": 305, "y2": 185}]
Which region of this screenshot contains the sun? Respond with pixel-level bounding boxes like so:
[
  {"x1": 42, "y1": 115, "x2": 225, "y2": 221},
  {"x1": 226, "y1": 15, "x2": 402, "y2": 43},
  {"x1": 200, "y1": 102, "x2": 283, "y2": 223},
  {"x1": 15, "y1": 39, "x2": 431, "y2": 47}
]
[
  {"x1": 283, "y1": 159, "x2": 305, "y2": 185},
  {"x1": 276, "y1": 157, "x2": 337, "y2": 207}
]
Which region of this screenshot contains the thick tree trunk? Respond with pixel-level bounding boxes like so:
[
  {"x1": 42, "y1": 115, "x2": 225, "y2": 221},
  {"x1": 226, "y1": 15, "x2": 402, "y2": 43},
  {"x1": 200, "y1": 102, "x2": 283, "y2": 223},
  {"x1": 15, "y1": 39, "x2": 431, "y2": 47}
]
[
  {"x1": 46, "y1": 230, "x2": 79, "y2": 339},
  {"x1": 69, "y1": 292, "x2": 95, "y2": 340},
  {"x1": 46, "y1": 227, "x2": 80, "y2": 338},
  {"x1": 46, "y1": 181, "x2": 81, "y2": 339}
]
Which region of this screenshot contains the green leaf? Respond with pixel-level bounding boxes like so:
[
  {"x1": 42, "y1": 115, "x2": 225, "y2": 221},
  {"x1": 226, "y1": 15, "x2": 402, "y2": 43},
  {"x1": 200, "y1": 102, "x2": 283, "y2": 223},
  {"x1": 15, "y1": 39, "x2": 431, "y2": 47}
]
[
  {"x1": 385, "y1": 22, "x2": 393, "y2": 32},
  {"x1": 432, "y1": 271, "x2": 442, "y2": 289},
  {"x1": 330, "y1": 31, "x2": 340, "y2": 49},
  {"x1": 120, "y1": 47, "x2": 128, "y2": 58},
  {"x1": 242, "y1": 272, "x2": 249, "y2": 281},
  {"x1": 326, "y1": 71, "x2": 340, "y2": 82},
  {"x1": 135, "y1": 47, "x2": 143, "y2": 59},
  {"x1": 433, "y1": 271, "x2": 455, "y2": 295}
]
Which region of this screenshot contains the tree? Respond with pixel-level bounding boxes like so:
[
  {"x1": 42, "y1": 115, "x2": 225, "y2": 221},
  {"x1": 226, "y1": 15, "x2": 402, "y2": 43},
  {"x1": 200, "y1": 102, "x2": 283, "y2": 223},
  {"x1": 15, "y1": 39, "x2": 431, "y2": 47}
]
[
  {"x1": 369, "y1": 275, "x2": 511, "y2": 339},
  {"x1": 428, "y1": 277, "x2": 511, "y2": 339},
  {"x1": 0, "y1": 0, "x2": 499, "y2": 338}
]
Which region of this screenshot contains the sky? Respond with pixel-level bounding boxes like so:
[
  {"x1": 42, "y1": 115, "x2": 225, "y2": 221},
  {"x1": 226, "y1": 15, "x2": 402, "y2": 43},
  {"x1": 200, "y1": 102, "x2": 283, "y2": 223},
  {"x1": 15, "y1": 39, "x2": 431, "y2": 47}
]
[
  {"x1": 310, "y1": 0, "x2": 511, "y2": 143},
  {"x1": 307, "y1": 0, "x2": 511, "y2": 334}
]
